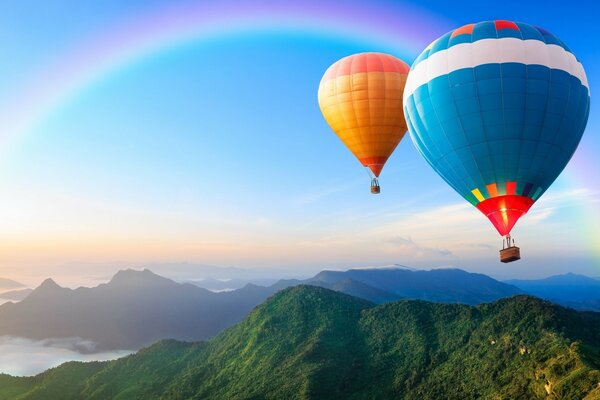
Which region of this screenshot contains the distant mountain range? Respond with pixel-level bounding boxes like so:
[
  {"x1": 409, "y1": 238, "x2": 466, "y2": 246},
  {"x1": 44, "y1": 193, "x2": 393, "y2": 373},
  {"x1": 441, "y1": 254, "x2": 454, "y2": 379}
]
[
  {"x1": 0, "y1": 288, "x2": 33, "y2": 301},
  {"x1": 0, "y1": 278, "x2": 25, "y2": 292},
  {"x1": 302, "y1": 267, "x2": 523, "y2": 305},
  {"x1": 2, "y1": 267, "x2": 598, "y2": 351},
  {"x1": 0, "y1": 286, "x2": 598, "y2": 399},
  {"x1": 505, "y1": 273, "x2": 600, "y2": 311},
  {"x1": 0, "y1": 269, "x2": 274, "y2": 350},
  {"x1": 185, "y1": 276, "x2": 279, "y2": 291},
  {"x1": 137, "y1": 262, "x2": 311, "y2": 284}
]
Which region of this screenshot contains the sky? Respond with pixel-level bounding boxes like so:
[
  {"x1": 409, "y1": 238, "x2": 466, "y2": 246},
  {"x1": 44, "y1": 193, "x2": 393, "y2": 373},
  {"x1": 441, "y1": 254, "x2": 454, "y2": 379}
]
[{"x1": 0, "y1": 0, "x2": 598, "y2": 285}]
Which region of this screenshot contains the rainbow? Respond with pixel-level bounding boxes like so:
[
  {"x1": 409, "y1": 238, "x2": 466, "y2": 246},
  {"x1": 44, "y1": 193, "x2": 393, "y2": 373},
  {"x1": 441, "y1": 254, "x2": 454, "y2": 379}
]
[
  {"x1": 563, "y1": 148, "x2": 600, "y2": 261},
  {"x1": 0, "y1": 0, "x2": 450, "y2": 152},
  {"x1": 0, "y1": 0, "x2": 597, "y2": 265}
]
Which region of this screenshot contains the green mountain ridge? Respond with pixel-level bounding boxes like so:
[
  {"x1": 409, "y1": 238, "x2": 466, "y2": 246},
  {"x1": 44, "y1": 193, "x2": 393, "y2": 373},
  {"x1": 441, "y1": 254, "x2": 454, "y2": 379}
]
[{"x1": 1, "y1": 286, "x2": 599, "y2": 399}]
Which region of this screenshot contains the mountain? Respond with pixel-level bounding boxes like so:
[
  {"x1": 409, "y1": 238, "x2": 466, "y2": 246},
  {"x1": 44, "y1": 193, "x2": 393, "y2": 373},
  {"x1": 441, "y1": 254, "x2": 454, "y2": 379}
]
[
  {"x1": 0, "y1": 269, "x2": 275, "y2": 350},
  {"x1": 0, "y1": 267, "x2": 526, "y2": 351},
  {"x1": 272, "y1": 276, "x2": 403, "y2": 304},
  {"x1": 186, "y1": 277, "x2": 279, "y2": 291},
  {"x1": 0, "y1": 268, "x2": 403, "y2": 350},
  {"x1": 306, "y1": 267, "x2": 523, "y2": 305},
  {"x1": 506, "y1": 273, "x2": 600, "y2": 311},
  {"x1": 0, "y1": 278, "x2": 25, "y2": 292},
  {"x1": 0, "y1": 286, "x2": 598, "y2": 399},
  {"x1": 0, "y1": 288, "x2": 33, "y2": 301},
  {"x1": 349, "y1": 263, "x2": 417, "y2": 271},
  {"x1": 323, "y1": 278, "x2": 401, "y2": 303},
  {"x1": 138, "y1": 262, "x2": 311, "y2": 283}
]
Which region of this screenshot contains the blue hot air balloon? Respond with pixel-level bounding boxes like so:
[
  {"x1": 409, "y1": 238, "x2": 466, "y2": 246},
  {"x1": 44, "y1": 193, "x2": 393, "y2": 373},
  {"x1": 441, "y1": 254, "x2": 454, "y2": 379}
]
[{"x1": 403, "y1": 20, "x2": 590, "y2": 262}]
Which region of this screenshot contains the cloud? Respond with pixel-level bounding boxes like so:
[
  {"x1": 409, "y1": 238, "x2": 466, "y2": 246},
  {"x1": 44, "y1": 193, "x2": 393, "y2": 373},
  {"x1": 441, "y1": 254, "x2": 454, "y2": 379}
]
[
  {"x1": 538, "y1": 187, "x2": 598, "y2": 203},
  {"x1": 521, "y1": 206, "x2": 555, "y2": 225},
  {"x1": 363, "y1": 186, "x2": 600, "y2": 260},
  {"x1": 371, "y1": 202, "x2": 489, "y2": 247},
  {"x1": 386, "y1": 236, "x2": 452, "y2": 257},
  {"x1": 461, "y1": 242, "x2": 496, "y2": 250},
  {"x1": 0, "y1": 336, "x2": 132, "y2": 377}
]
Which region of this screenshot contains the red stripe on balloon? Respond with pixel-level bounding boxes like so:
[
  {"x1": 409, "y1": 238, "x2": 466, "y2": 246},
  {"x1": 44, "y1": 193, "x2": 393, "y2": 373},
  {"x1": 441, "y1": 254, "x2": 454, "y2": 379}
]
[
  {"x1": 494, "y1": 20, "x2": 519, "y2": 31},
  {"x1": 321, "y1": 53, "x2": 410, "y2": 82},
  {"x1": 476, "y1": 195, "x2": 534, "y2": 236},
  {"x1": 451, "y1": 23, "x2": 474, "y2": 38},
  {"x1": 505, "y1": 181, "x2": 517, "y2": 195},
  {"x1": 359, "y1": 156, "x2": 389, "y2": 177}
]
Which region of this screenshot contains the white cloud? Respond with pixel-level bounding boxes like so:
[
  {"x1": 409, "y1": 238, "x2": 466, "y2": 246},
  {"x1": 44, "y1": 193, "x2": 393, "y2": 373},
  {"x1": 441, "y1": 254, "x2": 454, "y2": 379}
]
[
  {"x1": 520, "y1": 206, "x2": 555, "y2": 225},
  {"x1": 385, "y1": 236, "x2": 452, "y2": 257},
  {"x1": 0, "y1": 336, "x2": 132, "y2": 377}
]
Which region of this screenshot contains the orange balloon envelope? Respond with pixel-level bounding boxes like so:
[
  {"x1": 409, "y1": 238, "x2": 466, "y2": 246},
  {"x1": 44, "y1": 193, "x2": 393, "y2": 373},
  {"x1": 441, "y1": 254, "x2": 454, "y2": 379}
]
[{"x1": 318, "y1": 52, "x2": 410, "y2": 192}]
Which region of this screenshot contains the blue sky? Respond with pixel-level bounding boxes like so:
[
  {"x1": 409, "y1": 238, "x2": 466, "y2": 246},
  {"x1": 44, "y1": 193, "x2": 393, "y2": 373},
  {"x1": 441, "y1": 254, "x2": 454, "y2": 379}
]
[{"x1": 0, "y1": 0, "x2": 598, "y2": 284}]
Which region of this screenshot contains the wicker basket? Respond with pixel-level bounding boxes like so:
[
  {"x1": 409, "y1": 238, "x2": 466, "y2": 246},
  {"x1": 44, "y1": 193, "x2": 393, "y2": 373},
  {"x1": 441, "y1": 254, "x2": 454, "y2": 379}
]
[{"x1": 500, "y1": 246, "x2": 520, "y2": 263}]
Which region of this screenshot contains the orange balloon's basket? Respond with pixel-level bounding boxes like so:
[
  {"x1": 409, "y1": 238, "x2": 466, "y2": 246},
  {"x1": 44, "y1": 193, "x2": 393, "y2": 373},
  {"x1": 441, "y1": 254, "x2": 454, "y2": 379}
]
[
  {"x1": 370, "y1": 178, "x2": 380, "y2": 194},
  {"x1": 500, "y1": 235, "x2": 520, "y2": 263}
]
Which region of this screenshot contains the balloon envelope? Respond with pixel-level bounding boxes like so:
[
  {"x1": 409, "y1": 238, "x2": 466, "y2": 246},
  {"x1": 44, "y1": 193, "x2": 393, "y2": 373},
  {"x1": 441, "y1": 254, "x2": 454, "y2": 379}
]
[
  {"x1": 318, "y1": 52, "x2": 410, "y2": 177},
  {"x1": 403, "y1": 20, "x2": 590, "y2": 235}
]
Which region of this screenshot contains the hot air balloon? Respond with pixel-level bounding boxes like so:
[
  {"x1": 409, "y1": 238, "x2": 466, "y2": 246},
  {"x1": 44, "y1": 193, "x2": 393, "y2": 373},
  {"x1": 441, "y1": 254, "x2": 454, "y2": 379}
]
[
  {"x1": 318, "y1": 52, "x2": 410, "y2": 194},
  {"x1": 403, "y1": 21, "x2": 590, "y2": 262}
]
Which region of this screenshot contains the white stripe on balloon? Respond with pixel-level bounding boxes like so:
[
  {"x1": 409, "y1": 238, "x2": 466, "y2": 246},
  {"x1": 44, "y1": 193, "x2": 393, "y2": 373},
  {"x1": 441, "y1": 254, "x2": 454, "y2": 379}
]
[{"x1": 403, "y1": 37, "x2": 589, "y2": 104}]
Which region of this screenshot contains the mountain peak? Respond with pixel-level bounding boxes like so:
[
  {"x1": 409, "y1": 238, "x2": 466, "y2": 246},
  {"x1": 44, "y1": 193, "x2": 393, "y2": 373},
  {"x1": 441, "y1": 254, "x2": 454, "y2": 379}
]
[
  {"x1": 246, "y1": 285, "x2": 373, "y2": 336},
  {"x1": 25, "y1": 278, "x2": 66, "y2": 300},
  {"x1": 108, "y1": 268, "x2": 177, "y2": 287},
  {"x1": 39, "y1": 278, "x2": 61, "y2": 290}
]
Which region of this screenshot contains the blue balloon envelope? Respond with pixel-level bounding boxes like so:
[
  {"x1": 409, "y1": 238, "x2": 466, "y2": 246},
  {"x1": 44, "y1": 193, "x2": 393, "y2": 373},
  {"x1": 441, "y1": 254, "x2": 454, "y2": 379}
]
[{"x1": 403, "y1": 20, "x2": 590, "y2": 236}]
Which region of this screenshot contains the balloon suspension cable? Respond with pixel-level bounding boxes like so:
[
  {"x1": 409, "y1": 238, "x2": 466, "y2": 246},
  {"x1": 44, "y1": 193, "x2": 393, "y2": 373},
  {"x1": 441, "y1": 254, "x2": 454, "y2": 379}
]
[
  {"x1": 503, "y1": 234, "x2": 510, "y2": 249},
  {"x1": 500, "y1": 234, "x2": 520, "y2": 263},
  {"x1": 502, "y1": 234, "x2": 516, "y2": 249}
]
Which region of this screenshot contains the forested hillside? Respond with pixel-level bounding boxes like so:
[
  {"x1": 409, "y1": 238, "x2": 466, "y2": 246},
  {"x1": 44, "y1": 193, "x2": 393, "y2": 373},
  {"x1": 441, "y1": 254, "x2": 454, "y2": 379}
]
[{"x1": 1, "y1": 286, "x2": 599, "y2": 399}]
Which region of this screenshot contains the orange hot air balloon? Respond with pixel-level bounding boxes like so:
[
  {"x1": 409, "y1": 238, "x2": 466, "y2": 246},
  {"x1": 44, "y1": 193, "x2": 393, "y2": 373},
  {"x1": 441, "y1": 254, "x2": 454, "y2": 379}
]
[{"x1": 318, "y1": 52, "x2": 410, "y2": 194}]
